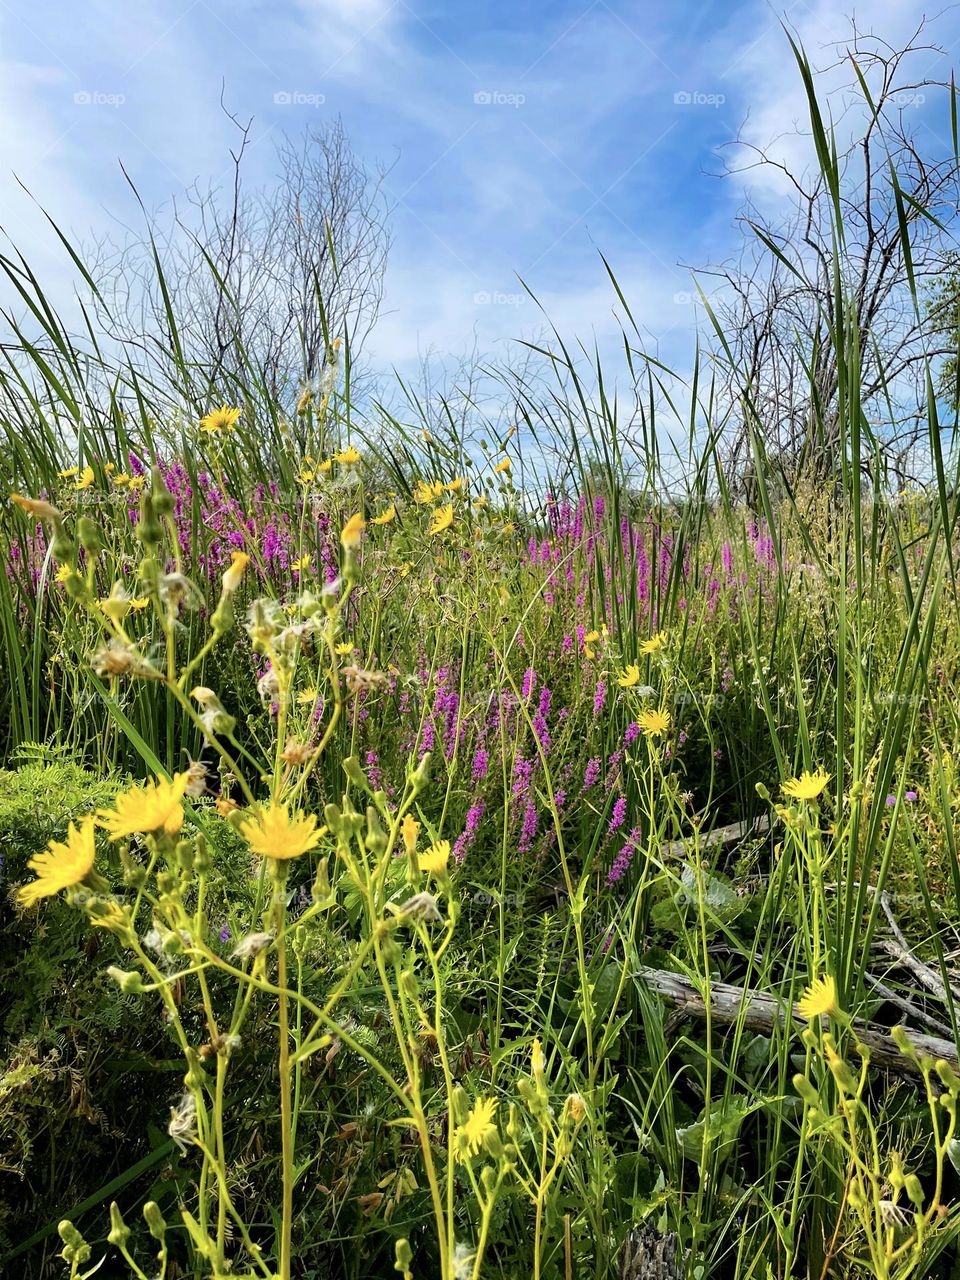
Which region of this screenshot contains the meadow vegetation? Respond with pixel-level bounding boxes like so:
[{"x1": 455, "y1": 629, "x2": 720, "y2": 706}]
[{"x1": 3, "y1": 44, "x2": 960, "y2": 1280}]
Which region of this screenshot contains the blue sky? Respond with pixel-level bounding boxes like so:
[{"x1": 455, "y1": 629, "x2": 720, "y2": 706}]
[{"x1": 1, "y1": 0, "x2": 957, "y2": 383}]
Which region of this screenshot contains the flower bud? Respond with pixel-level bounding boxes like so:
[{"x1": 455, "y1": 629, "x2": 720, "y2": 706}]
[
  {"x1": 107, "y1": 966, "x2": 145, "y2": 994},
  {"x1": 143, "y1": 1201, "x2": 166, "y2": 1240},
  {"x1": 151, "y1": 466, "x2": 175, "y2": 517},
  {"x1": 77, "y1": 516, "x2": 103, "y2": 555},
  {"x1": 108, "y1": 1202, "x2": 130, "y2": 1248}
]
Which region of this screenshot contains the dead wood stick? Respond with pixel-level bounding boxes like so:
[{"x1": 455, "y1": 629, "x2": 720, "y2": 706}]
[{"x1": 636, "y1": 966, "x2": 960, "y2": 1077}]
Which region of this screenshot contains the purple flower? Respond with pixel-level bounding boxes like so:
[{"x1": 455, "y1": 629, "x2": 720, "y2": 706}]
[
  {"x1": 607, "y1": 826, "x2": 642, "y2": 885},
  {"x1": 624, "y1": 721, "x2": 640, "y2": 746},
  {"x1": 593, "y1": 679, "x2": 607, "y2": 717},
  {"x1": 885, "y1": 795, "x2": 897, "y2": 806},
  {"x1": 522, "y1": 667, "x2": 536, "y2": 700},
  {"x1": 583, "y1": 757, "x2": 601, "y2": 789},
  {"x1": 608, "y1": 795, "x2": 627, "y2": 832},
  {"x1": 472, "y1": 747, "x2": 489, "y2": 783},
  {"x1": 905, "y1": 790, "x2": 918, "y2": 802},
  {"x1": 219, "y1": 924, "x2": 231, "y2": 944}
]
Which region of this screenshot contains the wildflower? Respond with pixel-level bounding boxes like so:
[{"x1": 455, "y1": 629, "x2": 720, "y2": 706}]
[
  {"x1": 183, "y1": 760, "x2": 209, "y2": 797},
  {"x1": 74, "y1": 466, "x2": 95, "y2": 490},
  {"x1": 129, "y1": 597, "x2": 149, "y2": 610},
  {"x1": 796, "y1": 974, "x2": 840, "y2": 1021},
  {"x1": 199, "y1": 405, "x2": 241, "y2": 434},
  {"x1": 98, "y1": 584, "x2": 137, "y2": 624},
  {"x1": 396, "y1": 892, "x2": 442, "y2": 922},
  {"x1": 168, "y1": 1093, "x2": 198, "y2": 1153},
  {"x1": 10, "y1": 493, "x2": 61, "y2": 522},
  {"x1": 54, "y1": 564, "x2": 75, "y2": 585},
  {"x1": 17, "y1": 817, "x2": 97, "y2": 907},
  {"x1": 905, "y1": 789, "x2": 918, "y2": 802},
  {"x1": 640, "y1": 631, "x2": 667, "y2": 655},
  {"x1": 401, "y1": 813, "x2": 420, "y2": 855},
  {"x1": 414, "y1": 480, "x2": 444, "y2": 504},
  {"x1": 419, "y1": 840, "x2": 450, "y2": 876},
  {"x1": 128, "y1": 475, "x2": 146, "y2": 492},
  {"x1": 335, "y1": 640, "x2": 354, "y2": 655},
  {"x1": 636, "y1": 708, "x2": 670, "y2": 738},
  {"x1": 618, "y1": 664, "x2": 641, "y2": 688},
  {"x1": 297, "y1": 687, "x2": 318, "y2": 706},
  {"x1": 494, "y1": 456, "x2": 512, "y2": 474},
  {"x1": 191, "y1": 687, "x2": 236, "y2": 736},
  {"x1": 782, "y1": 769, "x2": 829, "y2": 802},
  {"x1": 885, "y1": 795, "x2": 897, "y2": 807},
  {"x1": 113, "y1": 472, "x2": 131, "y2": 487},
  {"x1": 456, "y1": 1096, "x2": 497, "y2": 1158},
  {"x1": 453, "y1": 1242, "x2": 476, "y2": 1280},
  {"x1": 280, "y1": 738, "x2": 315, "y2": 766},
  {"x1": 91, "y1": 639, "x2": 155, "y2": 680},
  {"x1": 371, "y1": 503, "x2": 396, "y2": 525},
  {"x1": 100, "y1": 774, "x2": 188, "y2": 839},
  {"x1": 291, "y1": 554, "x2": 311, "y2": 573},
  {"x1": 342, "y1": 665, "x2": 388, "y2": 694},
  {"x1": 445, "y1": 476, "x2": 464, "y2": 493},
  {"x1": 340, "y1": 512, "x2": 366, "y2": 550},
  {"x1": 239, "y1": 800, "x2": 323, "y2": 861},
  {"x1": 334, "y1": 445, "x2": 361, "y2": 465},
  {"x1": 221, "y1": 550, "x2": 250, "y2": 594},
  {"x1": 58, "y1": 466, "x2": 79, "y2": 479},
  {"x1": 231, "y1": 931, "x2": 275, "y2": 961},
  {"x1": 428, "y1": 504, "x2": 454, "y2": 536}
]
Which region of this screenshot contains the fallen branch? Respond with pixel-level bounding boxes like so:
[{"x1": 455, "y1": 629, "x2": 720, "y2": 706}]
[{"x1": 636, "y1": 966, "x2": 960, "y2": 1077}]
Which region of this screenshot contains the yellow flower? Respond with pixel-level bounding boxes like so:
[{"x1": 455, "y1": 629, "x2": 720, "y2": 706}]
[
  {"x1": 113, "y1": 472, "x2": 131, "y2": 487},
  {"x1": 9, "y1": 494, "x2": 60, "y2": 524},
  {"x1": 58, "y1": 465, "x2": 79, "y2": 479},
  {"x1": 128, "y1": 475, "x2": 146, "y2": 492},
  {"x1": 129, "y1": 597, "x2": 149, "y2": 610},
  {"x1": 414, "y1": 479, "x2": 444, "y2": 504},
  {"x1": 221, "y1": 550, "x2": 250, "y2": 594},
  {"x1": 74, "y1": 466, "x2": 95, "y2": 491},
  {"x1": 617, "y1": 664, "x2": 640, "y2": 688},
  {"x1": 796, "y1": 974, "x2": 840, "y2": 1021},
  {"x1": 199, "y1": 405, "x2": 242, "y2": 434},
  {"x1": 371, "y1": 504, "x2": 396, "y2": 526},
  {"x1": 637, "y1": 708, "x2": 670, "y2": 738},
  {"x1": 17, "y1": 817, "x2": 98, "y2": 907},
  {"x1": 428, "y1": 504, "x2": 454, "y2": 536},
  {"x1": 297, "y1": 687, "x2": 318, "y2": 705},
  {"x1": 54, "y1": 564, "x2": 75, "y2": 585},
  {"x1": 298, "y1": 469, "x2": 315, "y2": 484},
  {"x1": 418, "y1": 839, "x2": 450, "y2": 875},
  {"x1": 782, "y1": 769, "x2": 829, "y2": 802},
  {"x1": 318, "y1": 459, "x2": 333, "y2": 474},
  {"x1": 99, "y1": 773, "x2": 189, "y2": 839},
  {"x1": 341, "y1": 512, "x2": 366, "y2": 549},
  {"x1": 456, "y1": 1097, "x2": 498, "y2": 1158},
  {"x1": 640, "y1": 632, "x2": 667, "y2": 655},
  {"x1": 239, "y1": 800, "x2": 323, "y2": 861},
  {"x1": 584, "y1": 630, "x2": 601, "y2": 645},
  {"x1": 445, "y1": 476, "x2": 464, "y2": 493},
  {"x1": 494, "y1": 456, "x2": 511, "y2": 474},
  {"x1": 401, "y1": 813, "x2": 420, "y2": 855},
  {"x1": 335, "y1": 641, "x2": 354, "y2": 655},
  {"x1": 104, "y1": 462, "x2": 115, "y2": 475},
  {"x1": 334, "y1": 446, "x2": 361, "y2": 465},
  {"x1": 292, "y1": 554, "x2": 312, "y2": 572}
]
